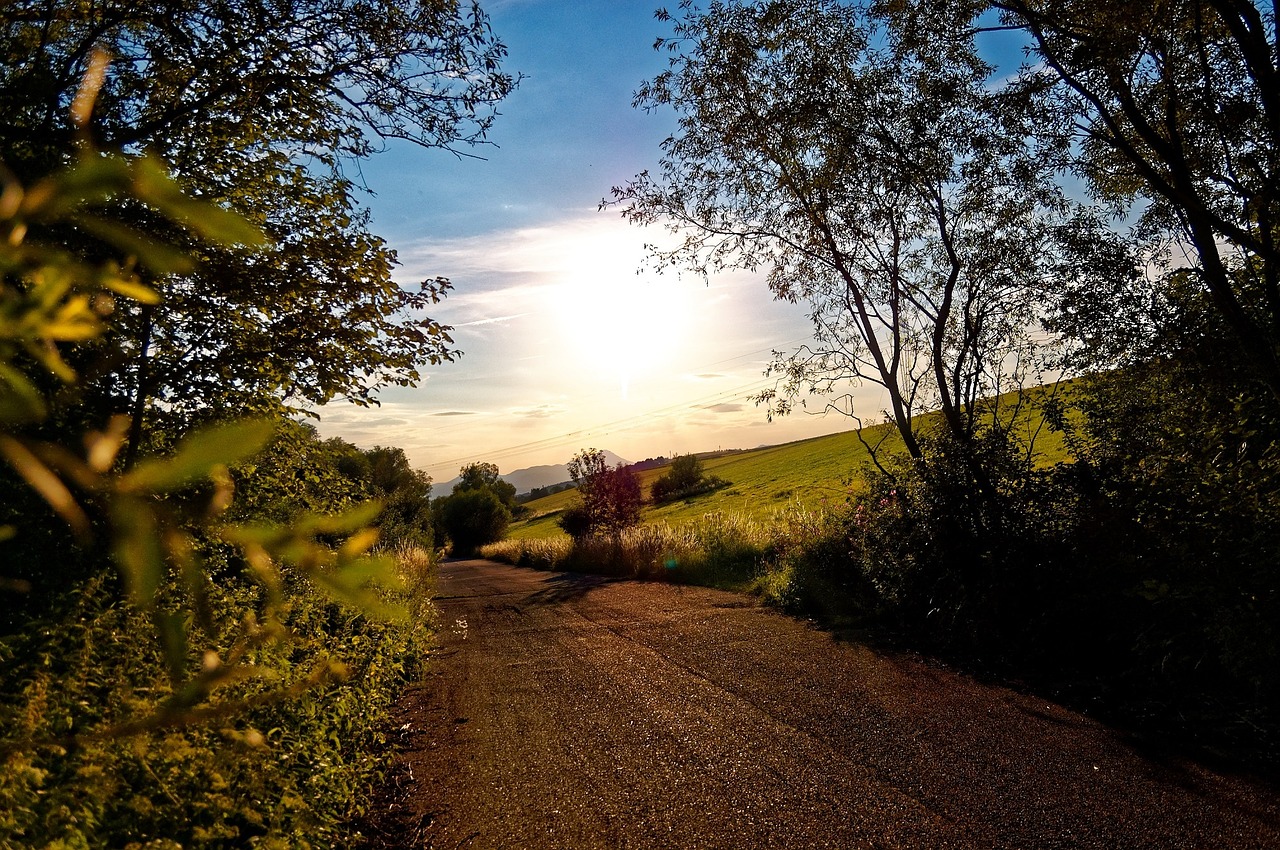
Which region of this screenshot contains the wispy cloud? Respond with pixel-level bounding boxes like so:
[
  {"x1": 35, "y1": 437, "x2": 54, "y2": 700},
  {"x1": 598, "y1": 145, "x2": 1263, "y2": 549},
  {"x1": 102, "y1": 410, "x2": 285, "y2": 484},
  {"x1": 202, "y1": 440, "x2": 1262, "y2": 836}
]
[
  {"x1": 512, "y1": 403, "x2": 566, "y2": 419},
  {"x1": 454, "y1": 313, "x2": 528, "y2": 328}
]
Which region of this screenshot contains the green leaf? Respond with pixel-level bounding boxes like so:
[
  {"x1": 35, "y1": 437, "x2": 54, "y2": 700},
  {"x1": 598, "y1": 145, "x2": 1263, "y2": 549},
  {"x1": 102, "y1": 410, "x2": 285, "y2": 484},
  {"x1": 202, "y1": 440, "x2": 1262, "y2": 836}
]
[
  {"x1": 101, "y1": 274, "x2": 163, "y2": 305},
  {"x1": 131, "y1": 156, "x2": 267, "y2": 247},
  {"x1": 303, "y1": 501, "x2": 384, "y2": 536},
  {"x1": 111, "y1": 496, "x2": 163, "y2": 607},
  {"x1": 121, "y1": 419, "x2": 276, "y2": 493},
  {"x1": 312, "y1": 555, "x2": 407, "y2": 622},
  {"x1": 0, "y1": 364, "x2": 48, "y2": 424},
  {"x1": 74, "y1": 214, "x2": 195, "y2": 275},
  {"x1": 154, "y1": 609, "x2": 190, "y2": 685}
]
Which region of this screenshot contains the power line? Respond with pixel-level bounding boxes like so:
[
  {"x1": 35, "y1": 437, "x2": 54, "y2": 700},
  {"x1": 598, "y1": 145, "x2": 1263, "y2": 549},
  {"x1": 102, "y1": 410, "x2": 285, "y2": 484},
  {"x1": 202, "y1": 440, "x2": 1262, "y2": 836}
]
[{"x1": 422, "y1": 373, "x2": 784, "y2": 474}]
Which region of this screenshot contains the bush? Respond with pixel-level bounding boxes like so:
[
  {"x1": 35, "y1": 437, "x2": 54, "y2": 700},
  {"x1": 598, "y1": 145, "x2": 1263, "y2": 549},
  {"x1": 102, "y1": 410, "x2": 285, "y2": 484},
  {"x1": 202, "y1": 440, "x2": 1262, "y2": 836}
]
[
  {"x1": 562, "y1": 450, "x2": 643, "y2": 539},
  {"x1": 556, "y1": 504, "x2": 595, "y2": 540},
  {"x1": 0, "y1": 548, "x2": 436, "y2": 848},
  {"x1": 437, "y1": 489, "x2": 510, "y2": 555},
  {"x1": 649, "y1": 454, "x2": 729, "y2": 504}
]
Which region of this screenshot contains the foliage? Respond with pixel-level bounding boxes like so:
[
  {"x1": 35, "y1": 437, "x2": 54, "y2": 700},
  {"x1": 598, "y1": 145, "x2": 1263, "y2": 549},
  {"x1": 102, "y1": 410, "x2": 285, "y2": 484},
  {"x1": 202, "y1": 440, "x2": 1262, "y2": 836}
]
[
  {"x1": 0, "y1": 548, "x2": 436, "y2": 848},
  {"x1": 437, "y1": 488, "x2": 510, "y2": 555},
  {"x1": 0, "y1": 16, "x2": 478, "y2": 844},
  {"x1": 453, "y1": 460, "x2": 518, "y2": 512},
  {"x1": 610, "y1": 0, "x2": 1119, "y2": 464},
  {"x1": 555, "y1": 503, "x2": 596, "y2": 541},
  {"x1": 746, "y1": 401, "x2": 1279, "y2": 756},
  {"x1": 649, "y1": 452, "x2": 728, "y2": 504},
  {"x1": 0, "y1": 0, "x2": 517, "y2": 449},
  {"x1": 0, "y1": 146, "x2": 417, "y2": 769},
  {"x1": 346, "y1": 445, "x2": 435, "y2": 550},
  {"x1": 1050, "y1": 276, "x2": 1280, "y2": 705},
  {"x1": 561, "y1": 448, "x2": 643, "y2": 539},
  {"x1": 432, "y1": 460, "x2": 521, "y2": 553},
  {"x1": 987, "y1": 0, "x2": 1280, "y2": 401},
  {"x1": 228, "y1": 421, "x2": 372, "y2": 526}
]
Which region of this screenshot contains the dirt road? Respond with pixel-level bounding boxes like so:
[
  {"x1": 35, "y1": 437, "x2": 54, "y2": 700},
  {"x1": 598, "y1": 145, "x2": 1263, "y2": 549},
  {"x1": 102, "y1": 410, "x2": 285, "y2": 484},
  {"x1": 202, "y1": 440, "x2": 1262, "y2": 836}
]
[{"x1": 376, "y1": 559, "x2": 1280, "y2": 849}]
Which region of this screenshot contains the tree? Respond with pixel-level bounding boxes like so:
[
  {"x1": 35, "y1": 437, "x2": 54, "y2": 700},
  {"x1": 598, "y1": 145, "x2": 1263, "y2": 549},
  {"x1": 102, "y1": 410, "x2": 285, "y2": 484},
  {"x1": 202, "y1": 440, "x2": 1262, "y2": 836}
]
[
  {"x1": 0, "y1": 148, "x2": 411, "y2": 738},
  {"x1": 649, "y1": 452, "x2": 726, "y2": 503},
  {"x1": 609, "y1": 0, "x2": 1117, "y2": 469},
  {"x1": 432, "y1": 460, "x2": 517, "y2": 552},
  {"x1": 358, "y1": 446, "x2": 435, "y2": 549},
  {"x1": 0, "y1": 0, "x2": 518, "y2": 456},
  {"x1": 454, "y1": 461, "x2": 518, "y2": 512},
  {"x1": 666, "y1": 453, "x2": 705, "y2": 492},
  {"x1": 437, "y1": 488, "x2": 510, "y2": 555},
  {"x1": 980, "y1": 0, "x2": 1280, "y2": 401},
  {"x1": 562, "y1": 448, "x2": 642, "y2": 539}
]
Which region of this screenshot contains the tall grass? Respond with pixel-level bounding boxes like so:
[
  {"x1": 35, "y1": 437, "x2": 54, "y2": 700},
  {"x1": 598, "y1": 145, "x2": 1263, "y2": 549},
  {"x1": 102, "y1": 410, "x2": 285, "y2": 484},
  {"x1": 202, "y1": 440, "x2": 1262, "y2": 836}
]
[{"x1": 481, "y1": 505, "x2": 846, "y2": 593}]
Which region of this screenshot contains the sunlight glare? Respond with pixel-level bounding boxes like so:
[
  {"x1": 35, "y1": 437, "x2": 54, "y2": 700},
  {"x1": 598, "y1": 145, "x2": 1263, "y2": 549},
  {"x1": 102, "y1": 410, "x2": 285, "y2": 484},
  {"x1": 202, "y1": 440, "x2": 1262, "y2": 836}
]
[{"x1": 555, "y1": 242, "x2": 693, "y2": 397}]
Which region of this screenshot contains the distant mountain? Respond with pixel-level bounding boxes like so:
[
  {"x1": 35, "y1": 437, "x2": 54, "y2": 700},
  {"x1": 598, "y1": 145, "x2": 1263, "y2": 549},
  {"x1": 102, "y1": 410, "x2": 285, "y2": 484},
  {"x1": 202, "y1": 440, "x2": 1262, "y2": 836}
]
[{"x1": 435, "y1": 449, "x2": 630, "y2": 496}]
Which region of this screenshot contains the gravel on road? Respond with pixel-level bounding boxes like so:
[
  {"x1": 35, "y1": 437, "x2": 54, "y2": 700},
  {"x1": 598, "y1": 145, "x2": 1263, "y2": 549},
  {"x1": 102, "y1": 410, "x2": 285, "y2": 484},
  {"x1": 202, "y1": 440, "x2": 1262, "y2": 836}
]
[{"x1": 374, "y1": 559, "x2": 1280, "y2": 849}]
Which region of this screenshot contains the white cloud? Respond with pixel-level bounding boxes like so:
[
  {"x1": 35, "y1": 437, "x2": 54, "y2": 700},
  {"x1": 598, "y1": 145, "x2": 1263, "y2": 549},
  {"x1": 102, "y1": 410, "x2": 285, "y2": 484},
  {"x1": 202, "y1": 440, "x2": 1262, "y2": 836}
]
[{"x1": 316, "y1": 212, "x2": 863, "y2": 477}]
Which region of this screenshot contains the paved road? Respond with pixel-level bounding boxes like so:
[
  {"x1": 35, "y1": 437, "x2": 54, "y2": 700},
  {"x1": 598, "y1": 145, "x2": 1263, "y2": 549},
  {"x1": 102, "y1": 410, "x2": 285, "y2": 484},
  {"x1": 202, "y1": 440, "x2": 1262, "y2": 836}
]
[{"x1": 379, "y1": 559, "x2": 1280, "y2": 849}]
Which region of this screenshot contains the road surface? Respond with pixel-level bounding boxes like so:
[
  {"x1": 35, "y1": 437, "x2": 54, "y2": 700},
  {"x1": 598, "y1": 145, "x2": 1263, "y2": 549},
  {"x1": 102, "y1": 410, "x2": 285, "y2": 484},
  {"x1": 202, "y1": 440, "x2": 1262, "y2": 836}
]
[{"x1": 374, "y1": 559, "x2": 1280, "y2": 849}]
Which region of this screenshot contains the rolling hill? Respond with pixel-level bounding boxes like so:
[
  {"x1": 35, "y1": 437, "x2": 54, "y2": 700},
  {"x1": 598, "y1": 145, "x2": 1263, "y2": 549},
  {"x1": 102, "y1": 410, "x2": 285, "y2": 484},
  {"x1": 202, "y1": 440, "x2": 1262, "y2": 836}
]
[{"x1": 506, "y1": 387, "x2": 1074, "y2": 541}]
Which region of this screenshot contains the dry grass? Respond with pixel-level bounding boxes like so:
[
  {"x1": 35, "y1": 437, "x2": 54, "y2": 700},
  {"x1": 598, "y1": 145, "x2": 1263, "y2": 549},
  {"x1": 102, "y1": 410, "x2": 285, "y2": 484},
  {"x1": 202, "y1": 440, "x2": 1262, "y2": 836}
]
[{"x1": 481, "y1": 503, "x2": 842, "y2": 592}]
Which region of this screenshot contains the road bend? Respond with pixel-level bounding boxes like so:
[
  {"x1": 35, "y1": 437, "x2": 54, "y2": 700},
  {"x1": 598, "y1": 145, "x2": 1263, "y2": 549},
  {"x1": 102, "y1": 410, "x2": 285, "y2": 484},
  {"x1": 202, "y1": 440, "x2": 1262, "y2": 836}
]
[{"x1": 378, "y1": 558, "x2": 1280, "y2": 849}]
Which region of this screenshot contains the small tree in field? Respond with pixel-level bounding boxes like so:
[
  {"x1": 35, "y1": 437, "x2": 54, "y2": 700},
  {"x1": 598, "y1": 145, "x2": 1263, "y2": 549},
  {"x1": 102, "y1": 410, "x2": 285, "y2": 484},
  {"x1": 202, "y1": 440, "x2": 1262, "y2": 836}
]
[
  {"x1": 650, "y1": 453, "x2": 726, "y2": 504},
  {"x1": 560, "y1": 449, "x2": 642, "y2": 540}
]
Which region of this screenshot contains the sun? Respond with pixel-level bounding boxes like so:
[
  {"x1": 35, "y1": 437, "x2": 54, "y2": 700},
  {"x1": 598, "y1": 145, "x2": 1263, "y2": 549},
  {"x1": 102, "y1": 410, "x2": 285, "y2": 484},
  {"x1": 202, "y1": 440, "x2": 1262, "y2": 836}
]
[{"x1": 555, "y1": 260, "x2": 692, "y2": 397}]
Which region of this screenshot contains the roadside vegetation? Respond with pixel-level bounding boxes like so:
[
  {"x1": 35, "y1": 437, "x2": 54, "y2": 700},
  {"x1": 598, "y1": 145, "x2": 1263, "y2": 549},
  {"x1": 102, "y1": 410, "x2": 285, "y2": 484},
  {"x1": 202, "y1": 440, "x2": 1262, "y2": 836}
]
[
  {"x1": 432, "y1": 462, "x2": 521, "y2": 555},
  {"x1": 499, "y1": 0, "x2": 1280, "y2": 773},
  {"x1": 1, "y1": 548, "x2": 436, "y2": 848},
  {"x1": 0, "y1": 1, "x2": 516, "y2": 845}
]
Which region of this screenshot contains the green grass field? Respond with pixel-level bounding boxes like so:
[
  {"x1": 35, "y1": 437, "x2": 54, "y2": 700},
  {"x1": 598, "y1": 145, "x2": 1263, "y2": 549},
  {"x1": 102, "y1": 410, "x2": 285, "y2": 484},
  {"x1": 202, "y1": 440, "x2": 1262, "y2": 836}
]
[{"x1": 507, "y1": 384, "x2": 1076, "y2": 541}]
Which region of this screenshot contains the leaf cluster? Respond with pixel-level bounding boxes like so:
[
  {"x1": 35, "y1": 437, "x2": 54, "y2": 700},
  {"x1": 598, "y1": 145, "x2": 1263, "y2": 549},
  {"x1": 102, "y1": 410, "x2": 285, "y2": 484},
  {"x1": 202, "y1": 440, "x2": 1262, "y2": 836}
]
[
  {"x1": 0, "y1": 0, "x2": 519, "y2": 447},
  {"x1": 0, "y1": 555, "x2": 434, "y2": 847}
]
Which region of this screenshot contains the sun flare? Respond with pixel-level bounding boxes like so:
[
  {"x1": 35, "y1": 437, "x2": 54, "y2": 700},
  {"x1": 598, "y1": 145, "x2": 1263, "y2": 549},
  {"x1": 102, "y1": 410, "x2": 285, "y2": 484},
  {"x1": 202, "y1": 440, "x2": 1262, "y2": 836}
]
[{"x1": 554, "y1": 248, "x2": 692, "y2": 397}]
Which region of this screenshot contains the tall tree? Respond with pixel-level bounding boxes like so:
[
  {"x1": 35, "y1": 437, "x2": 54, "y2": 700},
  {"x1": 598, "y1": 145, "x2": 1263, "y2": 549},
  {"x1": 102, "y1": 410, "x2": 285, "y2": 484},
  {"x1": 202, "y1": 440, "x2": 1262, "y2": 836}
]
[
  {"x1": 981, "y1": 0, "x2": 1280, "y2": 398},
  {"x1": 0, "y1": 0, "x2": 517, "y2": 456},
  {"x1": 610, "y1": 0, "x2": 1116, "y2": 464},
  {"x1": 453, "y1": 460, "x2": 518, "y2": 511}
]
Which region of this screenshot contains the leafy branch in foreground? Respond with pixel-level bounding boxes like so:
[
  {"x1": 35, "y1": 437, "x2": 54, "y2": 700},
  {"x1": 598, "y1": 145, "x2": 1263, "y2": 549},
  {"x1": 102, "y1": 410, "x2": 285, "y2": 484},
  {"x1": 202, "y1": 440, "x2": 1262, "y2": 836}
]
[{"x1": 1, "y1": 149, "x2": 409, "y2": 745}]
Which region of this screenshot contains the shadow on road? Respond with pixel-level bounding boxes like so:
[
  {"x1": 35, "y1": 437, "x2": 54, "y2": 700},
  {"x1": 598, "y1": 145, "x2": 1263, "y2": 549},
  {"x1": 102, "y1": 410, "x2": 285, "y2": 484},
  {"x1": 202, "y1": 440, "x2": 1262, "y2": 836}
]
[{"x1": 523, "y1": 573, "x2": 615, "y2": 607}]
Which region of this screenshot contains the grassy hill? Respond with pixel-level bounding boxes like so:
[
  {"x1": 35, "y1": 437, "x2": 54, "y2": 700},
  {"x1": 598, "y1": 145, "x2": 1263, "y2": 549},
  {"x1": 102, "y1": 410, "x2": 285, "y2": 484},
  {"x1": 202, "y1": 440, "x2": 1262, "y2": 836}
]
[{"x1": 507, "y1": 385, "x2": 1074, "y2": 541}]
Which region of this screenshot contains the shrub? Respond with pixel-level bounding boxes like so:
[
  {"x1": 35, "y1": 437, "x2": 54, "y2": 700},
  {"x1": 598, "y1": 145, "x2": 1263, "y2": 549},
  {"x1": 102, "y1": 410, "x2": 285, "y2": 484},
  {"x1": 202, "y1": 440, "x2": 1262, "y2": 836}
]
[
  {"x1": 556, "y1": 504, "x2": 595, "y2": 540},
  {"x1": 650, "y1": 453, "x2": 729, "y2": 504},
  {"x1": 437, "y1": 489, "x2": 511, "y2": 555},
  {"x1": 0, "y1": 548, "x2": 436, "y2": 848},
  {"x1": 562, "y1": 450, "x2": 643, "y2": 539}
]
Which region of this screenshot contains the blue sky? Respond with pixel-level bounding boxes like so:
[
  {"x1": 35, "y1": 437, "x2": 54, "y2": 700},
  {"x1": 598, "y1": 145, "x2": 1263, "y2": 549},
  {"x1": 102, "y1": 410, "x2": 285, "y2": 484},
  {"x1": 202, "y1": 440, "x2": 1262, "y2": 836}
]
[{"x1": 314, "y1": 2, "x2": 900, "y2": 481}]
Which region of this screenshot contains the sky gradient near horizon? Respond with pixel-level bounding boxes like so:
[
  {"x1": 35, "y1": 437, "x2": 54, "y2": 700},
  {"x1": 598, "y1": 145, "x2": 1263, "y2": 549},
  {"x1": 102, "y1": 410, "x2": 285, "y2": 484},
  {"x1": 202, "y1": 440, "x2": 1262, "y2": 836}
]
[{"x1": 314, "y1": 1, "x2": 892, "y2": 483}]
